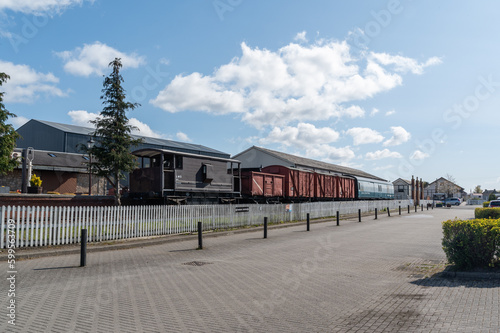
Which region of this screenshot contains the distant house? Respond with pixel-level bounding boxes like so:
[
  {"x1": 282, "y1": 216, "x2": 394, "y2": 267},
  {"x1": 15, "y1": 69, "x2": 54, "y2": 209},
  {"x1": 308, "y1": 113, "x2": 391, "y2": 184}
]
[
  {"x1": 482, "y1": 189, "x2": 500, "y2": 201},
  {"x1": 392, "y1": 178, "x2": 412, "y2": 200},
  {"x1": 424, "y1": 177, "x2": 465, "y2": 199}
]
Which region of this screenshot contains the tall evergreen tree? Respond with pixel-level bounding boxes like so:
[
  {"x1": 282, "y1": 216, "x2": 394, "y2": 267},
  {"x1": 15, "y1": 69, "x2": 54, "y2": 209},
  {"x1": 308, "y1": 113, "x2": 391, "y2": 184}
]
[
  {"x1": 89, "y1": 58, "x2": 143, "y2": 205},
  {"x1": 0, "y1": 73, "x2": 21, "y2": 175}
]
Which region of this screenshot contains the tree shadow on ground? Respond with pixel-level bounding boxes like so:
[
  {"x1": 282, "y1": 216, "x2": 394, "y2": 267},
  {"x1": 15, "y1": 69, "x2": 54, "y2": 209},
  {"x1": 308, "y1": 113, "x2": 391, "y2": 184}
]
[{"x1": 410, "y1": 266, "x2": 500, "y2": 288}]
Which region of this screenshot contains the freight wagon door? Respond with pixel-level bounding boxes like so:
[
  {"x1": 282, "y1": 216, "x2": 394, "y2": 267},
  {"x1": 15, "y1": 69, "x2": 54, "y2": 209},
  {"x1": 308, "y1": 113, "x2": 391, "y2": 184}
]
[
  {"x1": 264, "y1": 175, "x2": 273, "y2": 197},
  {"x1": 274, "y1": 176, "x2": 283, "y2": 196}
]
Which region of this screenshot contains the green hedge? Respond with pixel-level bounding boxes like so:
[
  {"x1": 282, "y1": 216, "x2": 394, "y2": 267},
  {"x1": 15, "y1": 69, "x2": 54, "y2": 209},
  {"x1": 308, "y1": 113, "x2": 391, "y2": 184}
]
[
  {"x1": 475, "y1": 208, "x2": 500, "y2": 219},
  {"x1": 483, "y1": 201, "x2": 490, "y2": 207},
  {"x1": 442, "y1": 219, "x2": 500, "y2": 270}
]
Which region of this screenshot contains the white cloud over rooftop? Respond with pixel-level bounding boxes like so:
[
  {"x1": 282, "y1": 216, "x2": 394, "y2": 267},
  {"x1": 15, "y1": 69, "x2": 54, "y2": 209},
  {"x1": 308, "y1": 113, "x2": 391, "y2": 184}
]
[{"x1": 151, "y1": 39, "x2": 440, "y2": 128}]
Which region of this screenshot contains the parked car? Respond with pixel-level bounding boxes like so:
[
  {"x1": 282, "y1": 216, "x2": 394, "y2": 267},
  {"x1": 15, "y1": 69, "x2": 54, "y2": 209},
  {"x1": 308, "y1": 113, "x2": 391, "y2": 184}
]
[
  {"x1": 488, "y1": 200, "x2": 500, "y2": 207},
  {"x1": 444, "y1": 198, "x2": 461, "y2": 206}
]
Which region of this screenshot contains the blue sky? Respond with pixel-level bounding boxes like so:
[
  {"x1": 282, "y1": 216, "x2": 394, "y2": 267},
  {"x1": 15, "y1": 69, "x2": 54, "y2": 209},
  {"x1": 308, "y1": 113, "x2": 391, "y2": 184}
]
[{"x1": 1, "y1": 0, "x2": 499, "y2": 193}]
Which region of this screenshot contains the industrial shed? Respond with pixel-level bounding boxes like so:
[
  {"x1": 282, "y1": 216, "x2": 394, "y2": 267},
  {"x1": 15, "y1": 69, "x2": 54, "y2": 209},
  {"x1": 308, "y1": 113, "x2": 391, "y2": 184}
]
[
  {"x1": 16, "y1": 119, "x2": 230, "y2": 158},
  {"x1": 233, "y1": 146, "x2": 386, "y2": 181}
]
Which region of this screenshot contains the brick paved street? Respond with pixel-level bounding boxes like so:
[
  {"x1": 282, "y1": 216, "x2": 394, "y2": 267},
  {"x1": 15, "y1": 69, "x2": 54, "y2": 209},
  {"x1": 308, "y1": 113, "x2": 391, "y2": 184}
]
[{"x1": 2, "y1": 206, "x2": 499, "y2": 332}]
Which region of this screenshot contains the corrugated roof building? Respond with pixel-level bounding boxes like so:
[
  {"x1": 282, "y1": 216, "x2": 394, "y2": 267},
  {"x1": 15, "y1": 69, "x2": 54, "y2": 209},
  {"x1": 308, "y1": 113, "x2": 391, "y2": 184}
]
[
  {"x1": 16, "y1": 119, "x2": 230, "y2": 159},
  {"x1": 233, "y1": 146, "x2": 386, "y2": 181}
]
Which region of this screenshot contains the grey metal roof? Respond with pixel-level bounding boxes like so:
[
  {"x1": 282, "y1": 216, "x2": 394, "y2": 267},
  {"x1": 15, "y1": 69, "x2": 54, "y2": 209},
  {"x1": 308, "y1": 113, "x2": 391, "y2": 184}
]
[
  {"x1": 13, "y1": 148, "x2": 89, "y2": 172},
  {"x1": 29, "y1": 119, "x2": 229, "y2": 158},
  {"x1": 236, "y1": 146, "x2": 386, "y2": 181}
]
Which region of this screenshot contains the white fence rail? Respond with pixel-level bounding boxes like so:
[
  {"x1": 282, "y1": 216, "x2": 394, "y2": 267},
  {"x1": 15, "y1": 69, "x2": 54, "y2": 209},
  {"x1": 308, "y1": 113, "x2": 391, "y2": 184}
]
[{"x1": 1, "y1": 200, "x2": 427, "y2": 249}]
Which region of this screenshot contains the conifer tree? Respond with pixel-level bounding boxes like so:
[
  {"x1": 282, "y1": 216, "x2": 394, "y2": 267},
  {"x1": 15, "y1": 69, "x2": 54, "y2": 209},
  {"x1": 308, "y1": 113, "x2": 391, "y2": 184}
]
[
  {"x1": 88, "y1": 58, "x2": 143, "y2": 205},
  {"x1": 0, "y1": 73, "x2": 20, "y2": 175}
]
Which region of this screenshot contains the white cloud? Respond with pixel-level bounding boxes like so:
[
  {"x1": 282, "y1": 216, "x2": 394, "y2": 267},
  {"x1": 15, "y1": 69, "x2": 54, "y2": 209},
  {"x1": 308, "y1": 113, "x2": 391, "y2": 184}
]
[
  {"x1": 410, "y1": 150, "x2": 430, "y2": 161},
  {"x1": 346, "y1": 127, "x2": 384, "y2": 145},
  {"x1": 305, "y1": 144, "x2": 355, "y2": 163},
  {"x1": 385, "y1": 110, "x2": 396, "y2": 116},
  {"x1": 370, "y1": 108, "x2": 379, "y2": 117},
  {"x1": 67, "y1": 110, "x2": 163, "y2": 138},
  {"x1": 294, "y1": 31, "x2": 308, "y2": 43},
  {"x1": 260, "y1": 123, "x2": 339, "y2": 148},
  {"x1": 8, "y1": 115, "x2": 29, "y2": 128},
  {"x1": 56, "y1": 41, "x2": 146, "y2": 77},
  {"x1": 365, "y1": 149, "x2": 402, "y2": 160},
  {"x1": 370, "y1": 52, "x2": 442, "y2": 75},
  {"x1": 383, "y1": 126, "x2": 411, "y2": 146},
  {"x1": 0, "y1": 60, "x2": 66, "y2": 103},
  {"x1": 0, "y1": 0, "x2": 93, "y2": 15},
  {"x1": 176, "y1": 132, "x2": 191, "y2": 142},
  {"x1": 151, "y1": 38, "x2": 439, "y2": 128}
]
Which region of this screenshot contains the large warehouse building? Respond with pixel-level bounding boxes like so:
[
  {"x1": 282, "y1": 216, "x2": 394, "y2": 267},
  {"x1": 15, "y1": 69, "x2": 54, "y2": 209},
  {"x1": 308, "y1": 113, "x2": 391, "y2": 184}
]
[{"x1": 16, "y1": 119, "x2": 230, "y2": 158}]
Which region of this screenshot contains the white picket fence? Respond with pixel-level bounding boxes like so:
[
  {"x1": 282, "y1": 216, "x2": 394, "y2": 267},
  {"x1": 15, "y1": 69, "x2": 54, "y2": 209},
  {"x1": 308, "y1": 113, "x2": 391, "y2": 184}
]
[{"x1": 1, "y1": 199, "x2": 427, "y2": 249}]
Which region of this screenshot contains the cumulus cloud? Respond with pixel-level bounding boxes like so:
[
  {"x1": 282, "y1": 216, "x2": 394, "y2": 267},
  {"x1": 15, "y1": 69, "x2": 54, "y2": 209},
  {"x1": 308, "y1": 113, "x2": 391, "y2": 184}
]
[
  {"x1": 304, "y1": 144, "x2": 356, "y2": 164},
  {"x1": 294, "y1": 31, "x2": 308, "y2": 43},
  {"x1": 410, "y1": 150, "x2": 430, "y2": 161},
  {"x1": 0, "y1": 60, "x2": 66, "y2": 103},
  {"x1": 260, "y1": 123, "x2": 339, "y2": 148},
  {"x1": 0, "y1": 0, "x2": 94, "y2": 15},
  {"x1": 385, "y1": 110, "x2": 396, "y2": 116},
  {"x1": 151, "y1": 38, "x2": 439, "y2": 128},
  {"x1": 67, "y1": 110, "x2": 163, "y2": 138},
  {"x1": 370, "y1": 108, "x2": 379, "y2": 117},
  {"x1": 176, "y1": 132, "x2": 191, "y2": 142},
  {"x1": 370, "y1": 52, "x2": 442, "y2": 75},
  {"x1": 365, "y1": 149, "x2": 402, "y2": 160},
  {"x1": 56, "y1": 41, "x2": 146, "y2": 77},
  {"x1": 346, "y1": 127, "x2": 384, "y2": 145},
  {"x1": 383, "y1": 126, "x2": 411, "y2": 146},
  {"x1": 8, "y1": 115, "x2": 29, "y2": 128}
]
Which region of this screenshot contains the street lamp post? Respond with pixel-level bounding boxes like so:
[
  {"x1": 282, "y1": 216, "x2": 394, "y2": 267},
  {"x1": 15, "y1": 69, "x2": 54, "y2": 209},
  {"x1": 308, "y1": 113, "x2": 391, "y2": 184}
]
[{"x1": 87, "y1": 138, "x2": 94, "y2": 195}]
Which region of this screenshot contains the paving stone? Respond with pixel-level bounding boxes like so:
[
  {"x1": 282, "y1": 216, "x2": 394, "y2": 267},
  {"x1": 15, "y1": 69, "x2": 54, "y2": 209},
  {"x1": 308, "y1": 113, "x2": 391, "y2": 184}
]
[{"x1": 1, "y1": 206, "x2": 499, "y2": 332}]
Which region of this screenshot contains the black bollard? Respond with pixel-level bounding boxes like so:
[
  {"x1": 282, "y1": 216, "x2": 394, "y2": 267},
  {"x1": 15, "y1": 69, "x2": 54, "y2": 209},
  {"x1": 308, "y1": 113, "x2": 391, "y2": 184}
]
[
  {"x1": 387, "y1": 207, "x2": 390, "y2": 217},
  {"x1": 415, "y1": 205, "x2": 417, "y2": 213},
  {"x1": 358, "y1": 209, "x2": 361, "y2": 222},
  {"x1": 264, "y1": 217, "x2": 268, "y2": 239},
  {"x1": 80, "y1": 229, "x2": 87, "y2": 267},
  {"x1": 399, "y1": 205, "x2": 401, "y2": 215},
  {"x1": 408, "y1": 205, "x2": 410, "y2": 214},
  {"x1": 421, "y1": 204, "x2": 423, "y2": 211},
  {"x1": 307, "y1": 213, "x2": 310, "y2": 231},
  {"x1": 375, "y1": 208, "x2": 378, "y2": 220},
  {"x1": 336, "y1": 211, "x2": 340, "y2": 226},
  {"x1": 197, "y1": 222, "x2": 203, "y2": 250},
  {"x1": 427, "y1": 204, "x2": 429, "y2": 211}
]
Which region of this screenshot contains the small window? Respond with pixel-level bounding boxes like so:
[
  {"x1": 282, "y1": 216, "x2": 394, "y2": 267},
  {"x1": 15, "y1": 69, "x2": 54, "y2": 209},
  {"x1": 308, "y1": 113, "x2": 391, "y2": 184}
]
[
  {"x1": 48, "y1": 153, "x2": 57, "y2": 157},
  {"x1": 175, "y1": 156, "x2": 183, "y2": 169},
  {"x1": 203, "y1": 164, "x2": 214, "y2": 183}
]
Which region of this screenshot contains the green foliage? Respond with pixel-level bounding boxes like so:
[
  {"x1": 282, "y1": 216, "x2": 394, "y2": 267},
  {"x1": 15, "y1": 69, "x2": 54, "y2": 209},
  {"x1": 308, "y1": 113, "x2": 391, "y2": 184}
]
[
  {"x1": 442, "y1": 219, "x2": 500, "y2": 270},
  {"x1": 489, "y1": 193, "x2": 498, "y2": 201},
  {"x1": 474, "y1": 185, "x2": 482, "y2": 194},
  {"x1": 483, "y1": 201, "x2": 490, "y2": 207},
  {"x1": 29, "y1": 174, "x2": 42, "y2": 187},
  {"x1": 88, "y1": 58, "x2": 143, "y2": 205},
  {"x1": 0, "y1": 72, "x2": 21, "y2": 175},
  {"x1": 475, "y1": 207, "x2": 500, "y2": 219}
]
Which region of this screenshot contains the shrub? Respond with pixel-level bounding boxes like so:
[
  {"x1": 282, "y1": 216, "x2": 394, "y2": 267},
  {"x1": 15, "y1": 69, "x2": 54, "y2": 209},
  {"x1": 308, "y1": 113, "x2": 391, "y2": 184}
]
[
  {"x1": 29, "y1": 174, "x2": 42, "y2": 187},
  {"x1": 442, "y1": 219, "x2": 500, "y2": 270},
  {"x1": 483, "y1": 201, "x2": 490, "y2": 207},
  {"x1": 475, "y1": 208, "x2": 500, "y2": 219}
]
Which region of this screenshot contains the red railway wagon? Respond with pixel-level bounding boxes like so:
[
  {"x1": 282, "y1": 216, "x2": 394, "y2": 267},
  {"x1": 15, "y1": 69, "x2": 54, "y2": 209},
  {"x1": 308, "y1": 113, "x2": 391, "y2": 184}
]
[
  {"x1": 261, "y1": 165, "x2": 315, "y2": 199},
  {"x1": 314, "y1": 172, "x2": 337, "y2": 199},
  {"x1": 337, "y1": 176, "x2": 356, "y2": 199},
  {"x1": 241, "y1": 171, "x2": 284, "y2": 197}
]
